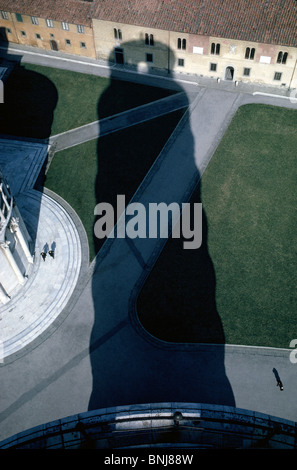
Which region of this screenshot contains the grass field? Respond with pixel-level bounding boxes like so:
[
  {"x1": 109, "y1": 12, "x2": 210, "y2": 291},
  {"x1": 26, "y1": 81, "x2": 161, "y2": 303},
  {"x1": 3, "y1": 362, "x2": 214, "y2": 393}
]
[
  {"x1": 0, "y1": 63, "x2": 176, "y2": 138},
  {"x1": 201, "y1": 104, "x2": 297, "y2": 348},
  {"x1": 137, "y1": 104, "x2": 297, "y2": 349}
]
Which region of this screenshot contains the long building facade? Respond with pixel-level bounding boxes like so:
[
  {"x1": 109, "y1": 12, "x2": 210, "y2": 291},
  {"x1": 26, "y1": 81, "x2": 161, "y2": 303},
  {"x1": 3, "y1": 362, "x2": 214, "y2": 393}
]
[
  {"x1": 0, "y1": 0, "x2": 296, "y2": 88},
  {"x1": 0, "y1": 0, "x2": 96, "y2": 58},
  {"x1": 91, "y1": 0, "x2": 297, "y2": 89}
]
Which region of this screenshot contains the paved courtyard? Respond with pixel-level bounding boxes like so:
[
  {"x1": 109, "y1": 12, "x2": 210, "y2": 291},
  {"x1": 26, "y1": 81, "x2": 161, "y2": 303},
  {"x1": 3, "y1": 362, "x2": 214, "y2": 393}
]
[{"x1": 0, "y1": 43, "x2": 296, "y2": 443}]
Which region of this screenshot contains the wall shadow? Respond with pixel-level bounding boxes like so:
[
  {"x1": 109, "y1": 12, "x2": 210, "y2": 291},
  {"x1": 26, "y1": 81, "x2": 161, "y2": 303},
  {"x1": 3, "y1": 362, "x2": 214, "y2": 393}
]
[
  {"x1": 88, "y1": 40, "x2": 235, "y2": 415},
  {"x1": 0, "y1": 28, "x2": 58, "y2": 254}
]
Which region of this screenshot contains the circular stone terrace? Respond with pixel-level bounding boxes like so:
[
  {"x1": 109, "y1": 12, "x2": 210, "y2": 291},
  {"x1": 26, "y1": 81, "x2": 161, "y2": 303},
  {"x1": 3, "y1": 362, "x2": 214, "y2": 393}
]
[{"x1": 0, "y1": 138, "x2": 88, "y2": 361}]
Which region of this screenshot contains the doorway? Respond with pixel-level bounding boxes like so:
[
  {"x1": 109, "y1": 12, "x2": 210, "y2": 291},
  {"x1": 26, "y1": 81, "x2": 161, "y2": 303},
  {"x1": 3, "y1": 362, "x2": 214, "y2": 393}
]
[
  {"x1": 50, "y1": 39, "x2": 58, "y2": 51},
  {"x1": 225, "y1": 66, "x2": 234, "y2": 81},
  {"x1": 114, "y1": 47, "x2": 124, "y2": 65}
]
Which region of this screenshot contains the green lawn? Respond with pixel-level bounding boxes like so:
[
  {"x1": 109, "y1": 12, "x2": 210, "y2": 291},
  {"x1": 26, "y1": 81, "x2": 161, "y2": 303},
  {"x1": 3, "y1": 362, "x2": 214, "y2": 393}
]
[
  {"x1": 137, "y1": 104, "x2": 297, "y2": 349},
  {"x1": 0, "y1": 63, "x2": 176, "y2": 138},
  {"x1": 202, "y1": 104, "x2": 297, "y2": 348}
]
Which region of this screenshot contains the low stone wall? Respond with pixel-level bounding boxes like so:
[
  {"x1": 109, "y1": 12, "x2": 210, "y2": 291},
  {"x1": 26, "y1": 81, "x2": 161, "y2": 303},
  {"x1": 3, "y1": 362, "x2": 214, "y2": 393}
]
[{"x1": 0, "y1": 402, "x2": 296, "y2": 449}]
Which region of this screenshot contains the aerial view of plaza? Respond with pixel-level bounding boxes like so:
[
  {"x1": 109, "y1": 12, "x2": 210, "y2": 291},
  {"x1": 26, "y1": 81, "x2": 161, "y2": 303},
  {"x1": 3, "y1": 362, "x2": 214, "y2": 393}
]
[{"x1": 0, "y1": 0, "x2": 296, "y2": 453}]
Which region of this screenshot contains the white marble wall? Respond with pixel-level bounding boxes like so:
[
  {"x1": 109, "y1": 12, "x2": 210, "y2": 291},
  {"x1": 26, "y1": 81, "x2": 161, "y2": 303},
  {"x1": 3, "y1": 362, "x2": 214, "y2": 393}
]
[{"x1": 0, "y1": 185, "x2": 33, "y2": 304}]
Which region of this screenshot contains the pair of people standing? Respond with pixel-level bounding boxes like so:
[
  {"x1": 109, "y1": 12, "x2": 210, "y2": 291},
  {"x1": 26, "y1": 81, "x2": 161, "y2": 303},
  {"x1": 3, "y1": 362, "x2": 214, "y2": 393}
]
[{"x1": 40, "y1": 243, "x2": 55, "y2": 261}]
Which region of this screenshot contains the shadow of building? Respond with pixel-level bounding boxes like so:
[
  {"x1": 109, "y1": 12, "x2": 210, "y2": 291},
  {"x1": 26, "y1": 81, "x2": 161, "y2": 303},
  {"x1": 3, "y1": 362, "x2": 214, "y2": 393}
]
[
  {"x1": 0, "y1": 28, "x2": 58, "y2": 261},
  {"x1": 88, "y1": 40, "x2": 235, "y2": 413}
]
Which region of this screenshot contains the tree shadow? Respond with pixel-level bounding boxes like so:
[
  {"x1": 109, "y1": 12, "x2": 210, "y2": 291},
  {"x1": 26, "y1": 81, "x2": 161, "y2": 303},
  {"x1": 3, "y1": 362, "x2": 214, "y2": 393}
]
[{"x1": 88, "y1": 40, "x2": 235, "y2": 413}]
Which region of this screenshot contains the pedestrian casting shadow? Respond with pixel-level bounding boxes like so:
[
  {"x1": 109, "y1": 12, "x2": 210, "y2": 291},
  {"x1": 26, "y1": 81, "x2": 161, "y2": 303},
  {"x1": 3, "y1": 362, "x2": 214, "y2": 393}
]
[
  {"x1": 0, "y1": 28, "x2": 58, "y2": 255},
  {"x1": 272, "y1": 368, "x2": 284, "y2": 391},
  {"x1": 88, "y1": 41, "x2": 235, "y2": 414}
]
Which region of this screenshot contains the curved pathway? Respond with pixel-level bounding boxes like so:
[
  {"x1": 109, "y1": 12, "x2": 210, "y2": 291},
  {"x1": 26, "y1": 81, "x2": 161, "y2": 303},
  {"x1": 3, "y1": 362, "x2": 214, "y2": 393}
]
[{"x1": 0, "y1": 56, "x2": 296, "y2": 443}]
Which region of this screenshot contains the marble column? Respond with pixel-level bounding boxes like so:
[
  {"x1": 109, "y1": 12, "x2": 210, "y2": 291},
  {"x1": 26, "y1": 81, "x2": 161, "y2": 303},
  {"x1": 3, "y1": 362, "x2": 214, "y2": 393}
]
[
  {"x1": 0, "y1": 241, "x2": 25, "y2": 285},
  {"x1": 9, "y1": 217, "x2": 33, "y2": 264},
  {"x1": 0, "y1": 282, "x2": 10, "y2": 304}
]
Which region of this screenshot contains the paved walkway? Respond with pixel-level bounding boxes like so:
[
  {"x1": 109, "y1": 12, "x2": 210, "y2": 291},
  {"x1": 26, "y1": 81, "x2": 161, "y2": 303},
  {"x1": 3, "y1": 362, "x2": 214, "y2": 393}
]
[
  {"x1": 0, "y1": 44, "x2": 296, "y2": 444},
  {"x1": 49, "y1": 91, "x2": 197, "y2": 151}
]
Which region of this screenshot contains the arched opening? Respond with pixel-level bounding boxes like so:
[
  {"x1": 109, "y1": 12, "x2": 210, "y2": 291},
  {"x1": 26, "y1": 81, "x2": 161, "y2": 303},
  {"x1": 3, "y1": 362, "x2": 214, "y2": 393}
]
[{"x1": 225, "y1": 66, "x2": 234, "y2": 81}]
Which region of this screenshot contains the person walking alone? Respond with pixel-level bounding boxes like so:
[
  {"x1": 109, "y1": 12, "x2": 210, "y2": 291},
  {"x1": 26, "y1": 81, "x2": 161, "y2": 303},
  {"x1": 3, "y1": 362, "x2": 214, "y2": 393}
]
[{"x1": 277, "y1": 379, "x2": 284, "y2": 391}]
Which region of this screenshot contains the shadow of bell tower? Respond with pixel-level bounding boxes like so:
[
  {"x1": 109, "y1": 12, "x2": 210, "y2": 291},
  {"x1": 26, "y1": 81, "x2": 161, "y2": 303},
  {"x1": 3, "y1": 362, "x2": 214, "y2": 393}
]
[{"x1": 88, "y1": 39, "x2": 235, "y2": 413}]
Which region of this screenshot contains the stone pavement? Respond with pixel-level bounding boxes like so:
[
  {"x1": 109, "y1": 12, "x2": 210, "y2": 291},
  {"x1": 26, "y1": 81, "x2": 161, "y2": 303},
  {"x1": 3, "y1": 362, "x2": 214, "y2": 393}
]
[
  {"x1": 0, "y1": 188, "x2": 83, "y2": 358},
  {"x1": 0, "y1": 138, "x2": 88, "y2": 360},
  {"x1": 0, "y1": 43, "x2": 296, "y2": 444}
]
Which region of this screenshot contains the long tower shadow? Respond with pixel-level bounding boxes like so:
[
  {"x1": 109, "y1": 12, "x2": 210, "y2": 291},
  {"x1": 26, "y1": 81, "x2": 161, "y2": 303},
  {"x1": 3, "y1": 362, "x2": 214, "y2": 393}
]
[
  {"x1": 88, "y1": 40, "x2": 235, "y2": 411},
  {"x1": 0, "y1": 28, "x2": 58, "y2": 254}
]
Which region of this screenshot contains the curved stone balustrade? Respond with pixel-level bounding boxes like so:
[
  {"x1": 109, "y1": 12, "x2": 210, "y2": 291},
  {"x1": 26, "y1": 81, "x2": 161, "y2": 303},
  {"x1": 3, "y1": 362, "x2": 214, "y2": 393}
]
[{"x1": 0, "y1": 403, "x2": 296, "y2": 449}]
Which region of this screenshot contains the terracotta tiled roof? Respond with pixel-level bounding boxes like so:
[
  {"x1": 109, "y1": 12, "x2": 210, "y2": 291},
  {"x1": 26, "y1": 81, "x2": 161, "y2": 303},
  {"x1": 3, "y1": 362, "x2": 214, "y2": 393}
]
[
  {"x1": 92, "y1": 0, "x2": 297, "y2": 47},
  {"x1": 0, "y1": 0, "x2": 96, "y2": 26},
  {"x1": 0, "y1": 0, "x2": 296, "y2": 46}
]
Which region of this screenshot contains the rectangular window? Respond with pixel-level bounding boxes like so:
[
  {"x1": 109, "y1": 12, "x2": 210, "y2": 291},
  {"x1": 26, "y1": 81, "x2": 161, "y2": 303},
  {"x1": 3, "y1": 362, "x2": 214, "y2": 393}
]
[
  {"x1": 146, "y1": 53, "x2": 153, "y2": 63},
  {"x1": 15, "y1": 13, "x2": 23, "y2": 22},
  {"x1": 20, "y1": 30, "x2": 26, "y2": 37},
  {"x1": 65, "y1": 39, "x2": 71, "y2": 45},
  {"x1": 31, "y1": 16, "x2": 39, "y2": 25},
  {"x1": 6, "y1": 28, "x2": 12, "y2": 34},
  {"x1": 274, "y1": 72, "x2": 282, "y2": 81},
  {"x1": 80, "y1": 41, "x2": 86, "y2": 48},
  {"x1": 77, "y1": 24, "x2": 85, "y2": 34},
  {"x1": 46, "y1": 19, "x2": 54, "y2": 28},
  {"x1": 210, "y1": 63, "x2": 217, "y2": 72},
  {"x1": 1, "y1": 11, "x2": 9, "y2": 20},
  {"x1": 178, "y1": 58, "x2": 185, "y2": 67},
  {"x1": 61, "y1": 22, "x2": 69, "y2": 31},
  {"x1": 243, "y1": 67, "x2": 251, "y2": 76},
  {"x1": 36, "y1": 33, "x2": 41, "y2": 39}
]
